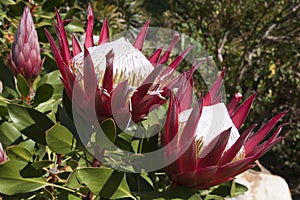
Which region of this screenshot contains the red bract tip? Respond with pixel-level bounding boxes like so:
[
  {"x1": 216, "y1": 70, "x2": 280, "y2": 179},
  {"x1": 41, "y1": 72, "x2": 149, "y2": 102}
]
[
  {"x1": 227, "y1": 92, "x2": 243, "y2": 115},
  {"x1": 54, "y1": 8, "x2": 71, "y2": 63},
  {"x1": 164, "y1": 95, "x2": 180, "y2": 146},
  {"x1": 83, "y1": 46, "x2": 97, "y2": 98},
  {"x1": 159, "y1": 32, "x2": 180, "y2": 64},
  {"x1": 231, "y1": 92, "x2": 257, "y2": 130},
  {"x1": 197, "y1": 128, "x2": 231, "y2": 168},
  {"x1": 148, "y1": 46, "x2": 163, "y2": 66},
  {"x1": 203, "y1": 68, "x2": 226, "y2": 106},
  {"x1": 134, "y1": 18, "x2": 150, "y2": 51},
  {"x1": 72, "y1": 34, "x2": 82, "y2": 56},
  {"x1": 98, "y1": 18, "x2": 110, "y2": 45},
  {"x1": 102, "y1": 50, "x2": 114, "y2": 93},
  {"x1": 85, "y1": 3, "x2": 94, "y2": 48},
  {"x1": 244, "y1": 111, "x2": 286, "y2": 153}
]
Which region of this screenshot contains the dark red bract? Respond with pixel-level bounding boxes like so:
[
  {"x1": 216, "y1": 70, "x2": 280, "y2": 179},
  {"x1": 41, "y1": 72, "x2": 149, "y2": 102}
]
[{"x1": 163, "y1": 72, "x2": 287, "y2": 190}]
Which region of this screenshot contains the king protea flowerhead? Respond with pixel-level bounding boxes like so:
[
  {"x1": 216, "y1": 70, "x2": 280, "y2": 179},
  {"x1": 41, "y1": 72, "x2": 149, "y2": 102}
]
[
  {"x1": 0, "y1": 143, "x2": 7, "y2": 164},
  {"x1": 45, "y1": 4, "x2": 196, "y2": 124},
  {"x1": 163, "y1": 71, "x2": 287, "y2": 190},
  {"x1": 8, "y1": 6, "x2": 43, "y2": 83}
]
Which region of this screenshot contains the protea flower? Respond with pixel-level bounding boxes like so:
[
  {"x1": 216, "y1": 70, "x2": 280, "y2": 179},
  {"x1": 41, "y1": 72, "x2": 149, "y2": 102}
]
[
  {"x1": 163, "y1": 71, "x2": 286, "y2": 190},
  {"x1": 45, "y1": 4, "x2": 196, "y2": 125},
  {"x1": 0, "y1": 143, "x2": 7, "y2": 164},
  {"x1": 8, "y1": 6, "x2": 43, "y2": 84}
]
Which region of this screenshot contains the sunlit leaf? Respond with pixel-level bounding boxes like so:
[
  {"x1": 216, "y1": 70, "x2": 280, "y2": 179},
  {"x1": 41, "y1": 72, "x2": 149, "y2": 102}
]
[
  {"x1": 77, "y1": 167, "x2": 135, "y2": 199},
  {"x1": 7, "y1": 104, "x2": 54, "y2": 144},
  {"x1": 7, "y1": 145, "x2": 33, "y2": 162},
  {"x1": 0, "y1": 122, "x2": 22, "y2": 147},
  {"x1": 46, "y1": 123, "x2": 76, "y2": 154},
  {"x1": 0, "y1": 160, "x2": 50, "y2": 195}
]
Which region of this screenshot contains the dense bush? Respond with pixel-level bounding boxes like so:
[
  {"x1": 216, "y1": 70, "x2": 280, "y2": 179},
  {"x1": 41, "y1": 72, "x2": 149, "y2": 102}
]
[{"x1": 0, "y1": 0, "x2": 299, "y2": 199}]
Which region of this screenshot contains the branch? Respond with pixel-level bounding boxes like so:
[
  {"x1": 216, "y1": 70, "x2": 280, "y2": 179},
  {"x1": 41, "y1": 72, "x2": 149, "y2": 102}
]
[{"x1": 217, "y1": 31, "x2": 228, "y2": 63}]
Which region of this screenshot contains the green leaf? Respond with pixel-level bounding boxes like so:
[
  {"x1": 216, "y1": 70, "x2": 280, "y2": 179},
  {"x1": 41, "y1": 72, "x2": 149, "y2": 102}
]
[
  {"x1": 0, "y1": 105, "x2": 8, "y2": 117},
  {"x1": 35, "y1": 71, "x2": 64, "y2": 113},
  {"x1": 33, "y1": 83, "x2": 54, "y2": 106},
  {"x1": 0, "y1": 160, "x2": 50, "y2": 195},
  {"x1": 65, "y1": 7, "x2": 83, "y2": 19},
  {"x1": 210, "y1": 181, "x2": 245, "y2": 197},
  {"x1": 65, "y1": 19, "x2": 85, "y2": 33},
  {"x1": 66, "y1": 170, "x2": 82, "y2": 189},
  {"x1": 35, "y1": 21, "x2": 53, "y2": 28},
  {"x1": 189, "y1": 194, "x2": 203, "y2": 200},
  {"x1": 0, "y1": 0, "x2": 16, "y2": 6},
  {"x1": 31, "y1": 160, "x2": 54, "y2": 170},
  {"x1": 7, "y1": 145, "x2": 33, "y2": 162},
  {"x1": 0, "y1": 122, "x2": 22, "y2": 147},
  {"x1": 42, "y1": 0, "x2": 64, "y2": 12},
  {"x1": 17, "y1": 74, "x2": 30, "y2": 97},
  {"x1": 135, "y1": 186, "x2": 196, "y2": 199},
  {"x1": 37, "y1": 70, "x2": 63, "y2": 100},
  {"x1": 231, "y1": 181, "x2": 248, "y2": 197},
  {"x1": 204, "y1": 194, "x2": 224, "y2": 200},
  {"x1": 0, "y1": 58, "x2": 15, "y2": 90},
  {"x1": 77, "y1": 167, "x2": 135, "y2": 199},
  {"x1": 95, "y1": 118, "x2": 117, "y2": 148},
  {"x1": 19, "y1": 139, "x2": 36, "y2": 152},
  {"x1": 7, "y1": 104, "x2": 54, "y2": 144},
  {"x1": 141, "y1": 126, "x2": 159, "y2": 153},
  {"x1": 46, "y1": 123, "x2": 76, "y2": 154},
  {"x1": 67, "y1": 160, "x2": 79, "y2": 170},
  {"x1": 68, "y1": 194, "x2": 82, "y2": 200},
  {"x1": 126, "y1": 173, "x2": 154, "y2": 193}
]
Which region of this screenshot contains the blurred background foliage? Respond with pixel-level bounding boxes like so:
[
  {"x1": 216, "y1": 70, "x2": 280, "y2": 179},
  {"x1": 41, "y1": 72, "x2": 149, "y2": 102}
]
[{"x1": 0, "y1": 0, "x2": 299, "y2": 198}]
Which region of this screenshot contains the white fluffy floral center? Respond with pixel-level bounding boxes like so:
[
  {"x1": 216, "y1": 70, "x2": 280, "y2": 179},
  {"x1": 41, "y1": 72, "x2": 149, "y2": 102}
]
[
  {"x1": 179, "y1": 103, "x2": 244, "y2": 158},
  {"x1": 71, "y1": 37, "x2": 154, "y2": 87}
]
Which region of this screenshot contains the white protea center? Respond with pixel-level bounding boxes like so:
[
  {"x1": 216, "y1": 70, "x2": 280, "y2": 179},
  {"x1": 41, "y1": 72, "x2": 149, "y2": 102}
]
[
  {"x1": 179, "y1": 103, "x2": 245, "y2": 159},
  {"x1": 71, "y1": 37, "x2": 154, "y2": 87}
]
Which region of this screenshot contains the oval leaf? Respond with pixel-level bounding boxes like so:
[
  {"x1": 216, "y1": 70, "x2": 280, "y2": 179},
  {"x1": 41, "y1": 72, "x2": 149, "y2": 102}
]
[
  {"x1": 17, "y1": 74, "x2": 29, "y2": 97},
  {"x1": 77, "y1": 167, "x2": 134, "y2": 199},
  {"x1": 33, "y1": 83, "x2": 54, "y2": 106},
  {"x1": 7, "y1": 104, "x2": 54, "y2": 144},
  {"x1": 46, "y1": 123, "x2": 76, "y2": 154},
  {"x1": 95, "y1": 118, "x2": 117, "y2": 148},
  {"x1": 0, "y1": 122, "x2": 22, "y2": 147},
  {"x1": 0, "y1": 160, "x2": 50, "y2": 195},
  {"x1": 7, "y1": 145, "x2": 33, "y2": 162}
]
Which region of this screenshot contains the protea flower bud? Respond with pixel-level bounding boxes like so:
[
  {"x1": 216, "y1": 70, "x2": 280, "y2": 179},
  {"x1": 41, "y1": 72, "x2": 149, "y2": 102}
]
[
  {"x1": 163, "y1": 71, "x2": 287, "y2": 190},
  {"x1": 0, "y1": 143, "x2": 7, "y2": 164},
  {"x1": 8, "y1": 6, "x2": 43, "y2": 83}
]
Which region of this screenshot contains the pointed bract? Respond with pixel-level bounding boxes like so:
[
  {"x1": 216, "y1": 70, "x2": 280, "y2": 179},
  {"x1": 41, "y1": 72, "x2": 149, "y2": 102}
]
[
  {"x1": 159, "y1": 32, "x2": 180, "y2": 64},
  {"x1": 203, "y1": 68, "x2": 225, "y2": 106},
  {"x1": 85, "y1": 4, "x2": 94, "y2": 48},
  {"x1": 164, "y1": 76, "x2": 286, "y2": 190},
  {"x1": 98, "y1": 18, "x2": 110, "y2": 45},
  {"x1": 134, "y1": 19, "x2": 150, "y2": 51},
  {"x1": 72, "y1": 34, "x2": 82, "y2": 56},
  {"x1": 227, "y1": 93, "x2": 243, "y2": 115},
  {"x1": 231, "y1": 93, "x2": 257, "y2": 129}
]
